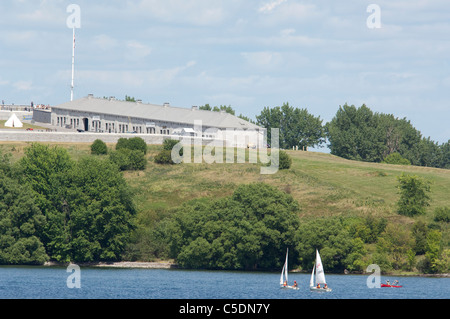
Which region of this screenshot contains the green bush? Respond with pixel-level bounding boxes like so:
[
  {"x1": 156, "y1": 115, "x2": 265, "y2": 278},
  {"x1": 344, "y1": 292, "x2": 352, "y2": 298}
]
[
  {"x1": 91, "y1": 139, "x2": 108, "y2": 155},
  {"x1": 116, "y1": 137, "x2": 147, "y2": 154},
  {"x1": 109, "y1": 149, "x2": 146, "y2": 171},
  {"x1": 163, "y1": 139, "x2": 183, "y2": 157},
  {"x1": 434, "y1": 207, "x2": 450, "y2": 223},
  {"x1": 382, "y1": 152, "x2": 411, "y2": 165},
  {"x1": 154, "y1": 150, "x2": 174, "y2": 165},
  {"x1": 279, "y1": 150, "x2": 292, "y2": 170}
]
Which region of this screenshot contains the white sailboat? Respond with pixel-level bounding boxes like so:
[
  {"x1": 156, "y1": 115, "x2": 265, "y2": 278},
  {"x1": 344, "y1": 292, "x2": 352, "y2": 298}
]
[
  {"x1": 280, "y1": 248, "x2": 298, "y2": 290},
  {"x1": 310, "y1": 249, "x2": 332, "y2": 292}
]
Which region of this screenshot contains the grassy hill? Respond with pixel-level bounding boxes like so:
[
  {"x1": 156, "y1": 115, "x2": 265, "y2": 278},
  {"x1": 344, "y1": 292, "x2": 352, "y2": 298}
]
[
  {"x1": 1, "y1": 141, "x2": 449, "y2": 271},
  {"x1": 124, "y1": 145, "x2": 450, "y2": 225},
  {"x1": 2, "y1": 141, "x2": 449, "y2": 225}
]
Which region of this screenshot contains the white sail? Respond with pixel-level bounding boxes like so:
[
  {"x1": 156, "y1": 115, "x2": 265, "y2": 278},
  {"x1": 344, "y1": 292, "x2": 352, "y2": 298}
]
[
  {"x1": 309, "y1": 262, "x2": 315, "y2": 287},
  {"x1": 315, "y1": 250, "x2": 326, "y2": 285},
  {"x1": 280, "y1": 249, "x2": 288, "y2": 286}
]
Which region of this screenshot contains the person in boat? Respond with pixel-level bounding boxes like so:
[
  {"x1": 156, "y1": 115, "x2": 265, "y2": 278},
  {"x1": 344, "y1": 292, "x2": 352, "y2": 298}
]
[
  {"x1": 386, "y1": 280, "x2": 390, "y2": 286},
  {"x1": 316, "y1": 283, "x2": 320, "y2": 289},
  {"x1": 393, "y1": 280, "x2": 399, "y2": 286},
  {"x1": 283, "y1": 280, "x2": 287, "y2": 287},
  {"x1": 293, "y1": 281, "x2": 298, "y2": 288},
  {"x1": 323, "y1": 283, "x2": 328, "y2": 289}
]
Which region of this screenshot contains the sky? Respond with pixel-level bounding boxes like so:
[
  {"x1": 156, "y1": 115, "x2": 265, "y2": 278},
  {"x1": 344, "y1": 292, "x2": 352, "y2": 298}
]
[{"x1": 1, "y1": 0, "x2": 449, "y2": 148}]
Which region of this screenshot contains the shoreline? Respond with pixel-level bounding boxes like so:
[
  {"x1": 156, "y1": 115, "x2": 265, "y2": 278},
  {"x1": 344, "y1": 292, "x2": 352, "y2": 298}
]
[
  {"x1": 42, "y1": 261, "x2": 450, "y2": 277},
  {"x1": 44, "y1": 261, "x2": 179, "y2": 269}
]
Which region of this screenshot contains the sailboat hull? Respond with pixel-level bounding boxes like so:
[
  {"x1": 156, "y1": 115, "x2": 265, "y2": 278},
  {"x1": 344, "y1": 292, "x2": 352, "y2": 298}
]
[
  {"x1": 310, "y1": 286, "x2": 332, "y2": 292},
  {"x1": 281, "y1": 285, "x2": 299, "y2": 290}
]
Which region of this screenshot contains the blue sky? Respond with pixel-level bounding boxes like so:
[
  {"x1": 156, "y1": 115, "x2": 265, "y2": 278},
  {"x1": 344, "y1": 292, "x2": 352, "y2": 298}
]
[{"x1": 1, "y1": 0, "x2": 449, "y2": 147}]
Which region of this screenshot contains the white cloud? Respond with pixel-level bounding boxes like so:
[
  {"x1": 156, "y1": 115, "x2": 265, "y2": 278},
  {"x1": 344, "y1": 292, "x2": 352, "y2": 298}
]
[
  {"x1": 258, "y1": 0, "x2": 287, "y2": 13},
  {"x1": 125, "y1": 40, "x2": 152, "y2": 61},
  {"x1": 280, "y1": 28, "x2": 296, "y2": 37},
  {"x1": 13, "y1": 81, "x2": 33, "y2": 91},
  {"x1": 129, "y1": 0, "x2": 227, "y2": 26},
  {"x1": 77, "y1": 60, "x2": 197, "y2": 90},
  {"x1": 91, "y1": 34, "x2": 119, "y2": 51},
  {"x1": 241, "y1": 51, "x2": 283, "y2": 69}
]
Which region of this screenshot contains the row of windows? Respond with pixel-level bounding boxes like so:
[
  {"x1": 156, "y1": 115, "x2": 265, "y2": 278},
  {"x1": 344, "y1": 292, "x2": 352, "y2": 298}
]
[{"x1": 55, "y1": 116, "x2": 173, "y2": 135}]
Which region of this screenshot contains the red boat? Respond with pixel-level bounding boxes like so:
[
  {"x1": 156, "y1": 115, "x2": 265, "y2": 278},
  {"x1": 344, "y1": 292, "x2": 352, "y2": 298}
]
[{"x1": 381, "y1": 284, "x2": 402, "y2": 288}]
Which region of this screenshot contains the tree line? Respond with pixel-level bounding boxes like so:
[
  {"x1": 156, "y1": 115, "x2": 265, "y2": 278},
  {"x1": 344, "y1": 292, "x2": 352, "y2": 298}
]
[
  {"x1": 325, "y1": 104, "x2": 450, "y2": 169},
  {"x1": 214, "y1": 102, "x2": 448, "y2": 169},
  {"x1": 150, "y1": 182, "x2": 448, "y2": 274}
]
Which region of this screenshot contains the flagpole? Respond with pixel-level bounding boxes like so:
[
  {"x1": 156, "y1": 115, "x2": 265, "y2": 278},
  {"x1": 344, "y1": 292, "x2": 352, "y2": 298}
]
[{"x1": 71, "y1": 27, "x2": 75, "y2": 102}]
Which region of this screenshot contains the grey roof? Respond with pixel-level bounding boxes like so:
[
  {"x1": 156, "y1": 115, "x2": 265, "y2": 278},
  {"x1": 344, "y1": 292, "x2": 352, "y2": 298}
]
[{"x1": 53, "y1": 96, "x2": 261, "y2": 130}]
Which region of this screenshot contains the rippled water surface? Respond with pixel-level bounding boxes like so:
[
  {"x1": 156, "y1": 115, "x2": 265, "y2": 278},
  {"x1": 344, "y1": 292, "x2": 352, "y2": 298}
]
[{"x1": 0, "y1": 266, "x2": 448, "y2": 299}]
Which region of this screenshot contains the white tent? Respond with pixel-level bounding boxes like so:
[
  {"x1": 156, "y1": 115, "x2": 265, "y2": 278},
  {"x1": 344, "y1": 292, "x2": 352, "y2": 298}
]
[{"x1": 5, "y1": 113, "x2": 23, "y2": 128}]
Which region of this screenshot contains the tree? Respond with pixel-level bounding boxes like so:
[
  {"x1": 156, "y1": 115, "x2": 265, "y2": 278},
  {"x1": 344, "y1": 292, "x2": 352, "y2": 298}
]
[
  {"x1": 0, "y1": 171, "x2": 49, "y2": 265},
  {"x1": 65, "y1": 157, "x2": 137, "y2": 261},
  {"x1": 440, "y1": 140, "x2": 450, "y2": 169},
  {"x1": 377, "y1": 113, "x2": 422, "y2": 163},
  {"x1": 199, "y1": 104, "x2": 235, "y2": 115},
  {"x1": 166, "y1": 183, "x2": 300, "y2": 270},
  {"x1": 396, "y1": 173, "x2": 431, "y2": 216},
  {"x1": 417, "y1": 137, "x2": 442, "y2": 168},
  {"x1": 257, "y1": 103, "x2": 326, "y2": 149},
  {"x1": 18, "y1": 144, "x2": 73, "y2": 261},
  {"x1": 238, "y1": 114, "x2": 255, "y2": 124},
  {"x1": 326, "y1": 105, "x2": 448, "y2": 169},
  {"x1": 411, "y1": 221, "x2": 428, "y2": 255},
  {"x1": 295, "y1": 218, "x2": 366, "y2": 272},
  {"x1": 376, "y1": 224, "x2": 414, "y2": 270},
  {"x1": 418, "y1": 229, "x2": 445, "y2": 274},
  {"x1": 18, "y1": 143, "x2": 137, "y2": 262},
  {"x1": 326, "y1": 104, "x2": 385, "y2": 162}
]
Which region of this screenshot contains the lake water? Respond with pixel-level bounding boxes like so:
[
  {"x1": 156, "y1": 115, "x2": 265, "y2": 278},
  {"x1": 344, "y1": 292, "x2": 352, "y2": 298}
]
[{"x1": 0, "y1": 266, "x2": 448, "y2": 301}]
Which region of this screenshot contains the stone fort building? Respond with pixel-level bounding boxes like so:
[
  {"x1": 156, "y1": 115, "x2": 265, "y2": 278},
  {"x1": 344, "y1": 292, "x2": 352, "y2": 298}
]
[{"x1": 38, "y1": 95, "x2": 264, "y2": 148}]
